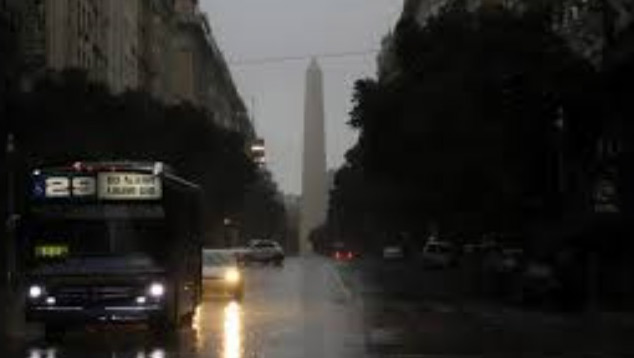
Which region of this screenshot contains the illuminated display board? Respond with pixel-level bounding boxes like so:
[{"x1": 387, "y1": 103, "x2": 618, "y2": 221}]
[{"x1": 32, "y1": 172, "x2": 162, "y2": 201}]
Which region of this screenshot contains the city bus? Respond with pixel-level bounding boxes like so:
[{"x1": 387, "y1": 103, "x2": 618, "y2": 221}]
[{"x1": 19, "y1": 161, "x2": 203, "y2": 339}]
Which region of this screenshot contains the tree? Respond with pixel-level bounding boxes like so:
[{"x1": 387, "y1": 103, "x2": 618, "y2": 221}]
[
  {"x1": 10, "y1": 70, "x2": 259, "y2": 239},
  {"x1": 237, "y1": 170, "x2": 287, "y2": 245},
  {"x1": 330, "y1": 5, "x2": 596, "y2": 245}
]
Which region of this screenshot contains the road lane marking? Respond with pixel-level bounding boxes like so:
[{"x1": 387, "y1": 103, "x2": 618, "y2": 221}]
[{"x1": 327, "y1": 264, "x2": 353, "y2": 301}]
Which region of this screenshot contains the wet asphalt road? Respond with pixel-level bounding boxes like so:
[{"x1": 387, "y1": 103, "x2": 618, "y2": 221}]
[
  {"x1": 2, "y1": 256, "x2": 365, "y2": 358},
  {"x1": 5, "y1": 256, "x2": 634, "y2": 358}
]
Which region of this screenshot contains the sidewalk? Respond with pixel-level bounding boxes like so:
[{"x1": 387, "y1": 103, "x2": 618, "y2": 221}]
[
  {"x1": 363, "y1": 296, "x2": 634, "y2": 356},
  {"x1": 0, "y1": 283, "x2": 32, "y2": 345},
  {"x1": 349, "y1": 259, "x2": 634, "y2": 356},
  {"x1": 0, "y1": 284, "x2": 19, "y2": 356}
]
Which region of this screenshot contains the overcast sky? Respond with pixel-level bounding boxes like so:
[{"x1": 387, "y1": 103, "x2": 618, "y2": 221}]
[{"x1": 201, "y1": 0, "x2": 403, "y2": 195}]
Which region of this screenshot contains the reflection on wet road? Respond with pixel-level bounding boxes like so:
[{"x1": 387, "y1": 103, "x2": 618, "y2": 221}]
[{"x1": 9, "y1": 256, "x2": 364, "y2": 358}]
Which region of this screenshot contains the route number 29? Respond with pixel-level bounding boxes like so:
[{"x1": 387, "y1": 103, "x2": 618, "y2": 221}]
[{"x1": 45, "y1": 177, "x2": 96, "y2": 198}]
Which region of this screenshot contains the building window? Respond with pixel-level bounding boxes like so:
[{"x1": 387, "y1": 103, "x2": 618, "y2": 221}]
[
  {"x1": 598, "y1": 137, "x2": 622, "y2": 159},
  {"x1": 570, "y1": 5, "x2": 580, "y2": 21}
]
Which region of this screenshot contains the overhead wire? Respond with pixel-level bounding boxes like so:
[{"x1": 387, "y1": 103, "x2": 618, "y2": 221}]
[{"x1": 228, "y1": 49, "x2": 380, "y2": 66}]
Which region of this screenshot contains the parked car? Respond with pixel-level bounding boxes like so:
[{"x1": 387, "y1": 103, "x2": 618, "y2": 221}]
[
  {"x1": 244, "y1": 240, "x2": 285, "y2": 266},
  {"x1": 463, "y1": 243, "x2": 482, "y2": 254},
  {"x1": 464, "y1": 239, "x2": 499, "y2": 254},
  {"x1": 498, "y1": 248, "x2": 524, "y2": 273},
  {"x1": 382, "y1": 245, "x2": 405, "y2": 260},
  {"x1": 519, "y1": 260, "x2": 561, "y2": 305},
  {"x1": 422, "y1": 241, "x2": 458, "y2": 268}
]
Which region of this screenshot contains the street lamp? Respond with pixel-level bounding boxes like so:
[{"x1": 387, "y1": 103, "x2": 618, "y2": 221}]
[{"x1": 250, "y1": 138, "x2": 266, "y2": 166}]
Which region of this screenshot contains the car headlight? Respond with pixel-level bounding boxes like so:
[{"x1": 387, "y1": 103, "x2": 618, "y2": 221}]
[
  {"x1": 29, "y1": 285, "x2": 44, "y2": 299},
  {"x1": 224, "y1": 269, "x2": 240, "y2": 284},
  {"x1": 149, "y1": 283, "x2": 165, "y2": 298}
]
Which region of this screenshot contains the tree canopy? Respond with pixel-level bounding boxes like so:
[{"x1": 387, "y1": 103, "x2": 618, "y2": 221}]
[
  {"x1": 7, "y1": 70, "x2": 264, "y2": 237},
  {"x1": 237, "y1": 170, "x2": 287, "y2": 243},
  {"x1": 329, "y1": 5, "x2": 597, "y2": 246}
]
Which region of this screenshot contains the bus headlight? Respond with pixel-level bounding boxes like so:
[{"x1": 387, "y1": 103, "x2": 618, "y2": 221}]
[
  {"x1": 29, "y1": 285, "x2": 44, "y2": 299},
  {"x1": 149, "y1": 283, "x2": 165, "y2": 298},
  {"x1": 224, "y1": 269, "x2": 240, "y2": 284}
]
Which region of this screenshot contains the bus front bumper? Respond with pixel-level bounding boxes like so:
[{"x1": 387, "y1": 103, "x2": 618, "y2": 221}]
[{"x1": 26, "y1": 304, "x2": 165, "y2": 323}]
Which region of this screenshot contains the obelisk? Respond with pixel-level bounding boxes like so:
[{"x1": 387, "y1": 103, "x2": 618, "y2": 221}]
[{"x1": 300, "y1": 58, "x2": 328, "y2": 254}]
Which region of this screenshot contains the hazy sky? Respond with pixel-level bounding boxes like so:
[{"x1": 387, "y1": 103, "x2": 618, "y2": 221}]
[{"x1": 201, "y1": 0, "x2": 403, "y2": 195}]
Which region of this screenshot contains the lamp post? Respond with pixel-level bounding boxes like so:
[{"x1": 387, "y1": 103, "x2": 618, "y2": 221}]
[
  {"x1": 5, "y1": 133, "x2": 16, "y2": 287},
  {"x1": 223, "y1": 217, "x2": 240, "y2": 247},
  {"x1": 555, "y1": 106, "x2": 567, "y2": 199},
  {"x1": 3, "y1": 132, "x2": 25, "y2": 335}
]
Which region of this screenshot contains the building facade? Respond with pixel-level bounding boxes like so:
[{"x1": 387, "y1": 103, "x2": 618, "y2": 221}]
[
  {"x1": 44, "y1": 0, "x2": 108, "y2": 83},
  {"x1": 17, "y1": 0, "x2": 252, "y2": 134},
  {"x1": 1, "y1": 0, "x2": 24, "y2": 76},
  {"x1": 0, "y1": 0, "x2": 23, "y2": 38},
  {"x1": 21, "y1": 0, "x2": 131, "y2": 87},
  {"x1": 552, "y1": 0, "x2": 634, "y2": 67},
  {"x1": 138, "y1": 0, "x2": 174, "y2": 102},
  {"x1": 171, "y1": 0, "x2": 252, "y2": 133},
  {"x1": 104, "y1": 0, "x2": 140, "y2": 93}
]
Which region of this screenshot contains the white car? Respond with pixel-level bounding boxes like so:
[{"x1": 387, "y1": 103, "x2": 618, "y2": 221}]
[
  {"x1": 422, "y1": 241, "x2": 457, "y2": 268},
  {"x1": 244, "y1": 240, "x2": 285, "y2": 266},
  {"x1": 202, "y1": 249, "x2": 244, "y2": 300}
]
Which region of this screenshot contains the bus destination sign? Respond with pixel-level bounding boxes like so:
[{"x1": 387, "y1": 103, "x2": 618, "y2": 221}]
[
  {"x1": 33, "y1": 172, "x2": 162, "y2": 201},
  {"x1": 98, "y1": 173, "x2": 162, "y2": 200}
]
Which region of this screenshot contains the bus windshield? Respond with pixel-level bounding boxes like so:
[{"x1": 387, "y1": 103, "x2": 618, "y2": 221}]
[{"x1": 25, "y1": 218, "x2": 167, "y2": 265}]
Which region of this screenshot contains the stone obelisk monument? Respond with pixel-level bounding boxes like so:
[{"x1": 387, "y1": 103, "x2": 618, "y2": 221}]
[{"x1": 300, "y1": 58, "x2": 328, "y2": 254}]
